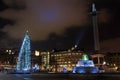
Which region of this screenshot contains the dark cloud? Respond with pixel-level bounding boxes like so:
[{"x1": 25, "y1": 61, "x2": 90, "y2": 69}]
[
  {"x1": 95, "y1": 0, "x2": 120, "y2": 52},
  {"x1": 97, "y1": 0, "x2": 120, "y2": 40},
  {"x1": 32, "y1": 25, "x2": 94, "y2": 51},
  {"x1": 0, "y1": 18, "x2": 13, "y2": 28},
  {"x1": 0, "y1": 0, "x2": 120, "y2": 52},
  {"x1": 1, "y1": 0, "x2": 88, "y2": 41},
  {"x1": 98, "y1": 9, "x2": 112, "y2": 23},
  {"x1": 0, "y1": 0, "x2": 8, "y2": 11},
  {"x1": 100, "y1": 38, "x2": 120, "y2": 52},
  {"x1": 3, "y1": 0, "x2": 26, "y2": 10}
]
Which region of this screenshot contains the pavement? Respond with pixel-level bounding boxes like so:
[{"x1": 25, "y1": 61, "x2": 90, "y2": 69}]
[{"x1": 0, "y1": 72, "x2": 120, "y2": 80}]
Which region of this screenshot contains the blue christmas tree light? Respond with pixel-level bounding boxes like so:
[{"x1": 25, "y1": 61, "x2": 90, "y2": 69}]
[{"x1": 16, "y1": 31, "x2": 31, "y2": 71}]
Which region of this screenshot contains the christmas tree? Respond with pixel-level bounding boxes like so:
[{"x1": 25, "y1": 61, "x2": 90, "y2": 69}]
[{"x1": 16, "y1": 31, "x2": 31, "y2": 71}]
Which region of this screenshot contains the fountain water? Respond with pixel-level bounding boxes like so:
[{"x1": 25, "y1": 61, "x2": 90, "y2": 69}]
[{"x1": 72, "y1": 54, "x2": 99, "y2": 73}]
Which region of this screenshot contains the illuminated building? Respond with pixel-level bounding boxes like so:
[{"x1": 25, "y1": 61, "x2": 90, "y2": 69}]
[
  {"x1": 6, "y1": 50, "x2": 12, "y2": 54},
  {"x1": 16, "y1": 31, "x2": 31, "y2": 71},
  {"x1": 31, "y1": 50, "x2": 41, "y2": 68},
  {"x1": 50, "y1": 50, "x2": 84, "y2": 72},
  {"x1": 35, "y1": 50, "x2": 40, "y2": 56},
  {"x1": 6, "y1": 49, "x2": 15, "y2": 55},
  {"x1": 0, "y1": 49, "x2": 16, "y2": 65},
  {"x1": 105, "y1": 52, "x2": 120, "y2": 71},
  {"x1": 40, "y1": 52, "x2": 50, "y2": 70},
  {"x1": 31, "y1": 51, "x2": 50, "y2": 71},
  {"x1": 32, "y1": 50, "x2": 84, "y2": 72}
]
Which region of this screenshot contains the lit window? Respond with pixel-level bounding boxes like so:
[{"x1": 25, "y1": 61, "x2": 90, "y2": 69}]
[
  {"x1": 35, "y1": 50, "x2": 40, "y2": 56},
  {"x1": 9, "y1": 50, "x2": 11, "y2": 52},
  {"x1": 6, "y1": 50, "x2": 8, "y2": 52}
]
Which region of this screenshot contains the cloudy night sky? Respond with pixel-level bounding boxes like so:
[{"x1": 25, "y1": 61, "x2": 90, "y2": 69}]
[{"x1": 0, "y1": 0, "x2": 120, "y2": 52}]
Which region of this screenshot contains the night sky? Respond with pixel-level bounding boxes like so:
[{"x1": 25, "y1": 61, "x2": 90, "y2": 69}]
[{"x1": 0, "y1": 0, "x2": 120, "y2": 53}]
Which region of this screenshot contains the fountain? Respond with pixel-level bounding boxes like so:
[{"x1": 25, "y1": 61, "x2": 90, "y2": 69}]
[{"x1": 72, "y1": 54, "x2": 99, "y2": 73}]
